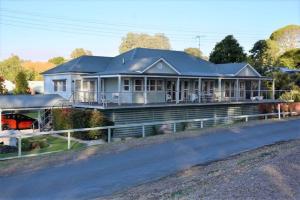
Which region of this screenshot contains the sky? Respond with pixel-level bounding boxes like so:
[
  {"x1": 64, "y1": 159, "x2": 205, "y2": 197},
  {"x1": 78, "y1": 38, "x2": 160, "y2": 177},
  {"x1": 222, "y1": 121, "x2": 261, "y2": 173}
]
[{"x1": 0, "y1": 0, "x2": 299, "y2": 61}]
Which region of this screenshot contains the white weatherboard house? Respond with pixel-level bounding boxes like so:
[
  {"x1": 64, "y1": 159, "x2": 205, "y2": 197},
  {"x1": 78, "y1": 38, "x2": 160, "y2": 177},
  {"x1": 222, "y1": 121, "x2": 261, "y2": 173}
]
[
  {"x1": 42, "y1": 48, "x2": 278, "y2": 137},
  {"x1": 42, "y1": 47, "x2": 275, "y2": 107}
]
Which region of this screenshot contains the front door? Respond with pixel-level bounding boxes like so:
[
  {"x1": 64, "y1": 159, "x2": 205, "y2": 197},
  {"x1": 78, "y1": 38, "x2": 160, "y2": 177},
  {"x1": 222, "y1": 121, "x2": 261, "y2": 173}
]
[{"x1": 166, "y1": 80, "x2": 176, "y2": 102}]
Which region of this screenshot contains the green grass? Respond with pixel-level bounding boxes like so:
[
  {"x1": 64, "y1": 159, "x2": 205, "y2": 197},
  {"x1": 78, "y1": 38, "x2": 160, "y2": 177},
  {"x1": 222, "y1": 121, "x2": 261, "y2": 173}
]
[
  {"x1": 23, "y1": 111, "x2": 39, "y2": 119},
  {"x1": 0, "y1": 135, "x2": 85, "y2": 159}
]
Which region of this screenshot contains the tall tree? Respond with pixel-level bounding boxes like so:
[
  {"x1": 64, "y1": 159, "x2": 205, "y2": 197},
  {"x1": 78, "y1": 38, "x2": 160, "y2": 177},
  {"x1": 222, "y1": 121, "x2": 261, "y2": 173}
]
[
  {"x1": 0, "y1": 76, "x2": 7, "y2": 94},
  {"x1": 248, "y1": 39, "x2": 279, "y2": 74},
  {"x1": 184, "y1": 48, "x2": 203, "y2": 59},
  {"x1": 70, "y1": 48, "x2": 92, "y2": 59},
  {"x1": 119, "y1": 33, "x2": 171, "y2": 53},
  {"x1": 270, "y1": 25, "x2": 300, "y2": 54},
  {"x1": 48, "y1": 56, "x2": 65, "y2": 65},
  {"x1": 209, "y1": 35, "x2": 247, "y2": 64},
  {"x1": 276, "y1": 48, "x2": 300, "y2": 69},
  {"x1": 0, "y1": 55, "x2": 23, "y2": 81},
  {"x1": 14, "y1": 71, "x2": 29, "y2": 94}
]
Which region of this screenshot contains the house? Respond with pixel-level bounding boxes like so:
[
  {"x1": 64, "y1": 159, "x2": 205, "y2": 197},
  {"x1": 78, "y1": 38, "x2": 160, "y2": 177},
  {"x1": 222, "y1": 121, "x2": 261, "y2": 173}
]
[
  {"x1": 42, "y1": 48, "x2": 275, "y2": 106},
  {"x1": 42, "y1": 48, "x2": 278, "y2": 137},
  {"x1": 3, "y1": 80, "x2": 15, "y2": 94},
  {"x1": 278, "y1": 67, "x2": 300, "y2": 74},
  {"x1": 28, "y1": 81, "x2": 44, "y2": 94}
]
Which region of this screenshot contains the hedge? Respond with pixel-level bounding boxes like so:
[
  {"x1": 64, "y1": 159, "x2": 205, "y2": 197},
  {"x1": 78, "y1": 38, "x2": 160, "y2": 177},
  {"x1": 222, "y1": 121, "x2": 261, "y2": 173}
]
[{"x1": 52, "y1": 108, "x2": 113, "y2": 141}]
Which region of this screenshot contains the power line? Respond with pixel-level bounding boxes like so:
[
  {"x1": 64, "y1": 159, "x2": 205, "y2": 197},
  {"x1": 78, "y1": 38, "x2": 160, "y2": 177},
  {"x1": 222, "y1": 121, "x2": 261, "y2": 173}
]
[
  {"x1": 0, "y1": 15, "x2": 266, "y2": 42},
  {"x1": 0, "y1": 8, "x2": 269, "y2": 38}
]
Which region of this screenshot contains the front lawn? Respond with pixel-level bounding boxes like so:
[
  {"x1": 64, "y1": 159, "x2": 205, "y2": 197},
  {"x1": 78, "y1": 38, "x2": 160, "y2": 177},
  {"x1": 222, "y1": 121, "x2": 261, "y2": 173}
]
[{"x1": 0, "y1": 135, "x2": 85, "y2": 159}]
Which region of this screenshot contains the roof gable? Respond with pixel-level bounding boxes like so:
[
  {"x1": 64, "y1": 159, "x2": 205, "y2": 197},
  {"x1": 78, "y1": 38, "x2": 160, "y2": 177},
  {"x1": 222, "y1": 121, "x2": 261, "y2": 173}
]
[
  {"x1": 236, "y1": 64, "x2": 261, "y2": 77},
  {"x1": 142, "y1": 58, "x2": 180, "y2": 75}
]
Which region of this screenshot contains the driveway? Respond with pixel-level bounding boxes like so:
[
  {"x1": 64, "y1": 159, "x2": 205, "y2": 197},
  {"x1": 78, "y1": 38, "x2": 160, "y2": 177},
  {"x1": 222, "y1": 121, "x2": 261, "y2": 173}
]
[{"x1": 1, "y1": 118, "x2": 300, "y2": 199}]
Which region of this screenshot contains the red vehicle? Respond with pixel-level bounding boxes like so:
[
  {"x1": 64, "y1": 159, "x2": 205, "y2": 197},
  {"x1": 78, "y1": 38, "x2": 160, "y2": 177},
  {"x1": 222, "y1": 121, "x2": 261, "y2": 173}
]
[{"x1": 1, "y1": 114, "x2": 37, "y2": 130}]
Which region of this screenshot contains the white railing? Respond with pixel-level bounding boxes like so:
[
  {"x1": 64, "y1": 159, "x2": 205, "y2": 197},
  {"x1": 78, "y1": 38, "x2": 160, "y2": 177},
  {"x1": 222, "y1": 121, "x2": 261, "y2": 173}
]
[
  {"x1": 0, "y1": 108, "x2": 296, "y2": 160},
  {"x1": 72, "y1": 90, "x2": 291, "y2": 107}
]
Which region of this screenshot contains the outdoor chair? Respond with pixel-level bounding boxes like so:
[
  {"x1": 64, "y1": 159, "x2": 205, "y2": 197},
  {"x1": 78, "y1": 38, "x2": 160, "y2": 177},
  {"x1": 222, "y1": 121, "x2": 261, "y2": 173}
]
[
  {"x1": 190, "y1": 93, "x2": 198, "y2": 102},
  {"x1": 166, "y1": 94, "x2": 172, "y2": 102}
]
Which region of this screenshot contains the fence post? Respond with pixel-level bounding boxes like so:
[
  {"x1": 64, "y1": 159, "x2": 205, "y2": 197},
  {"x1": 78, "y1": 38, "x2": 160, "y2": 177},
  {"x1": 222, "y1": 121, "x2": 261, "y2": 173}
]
[
  {"x1": 245, "y1": 116, "x2": 248, "y2": 122},
  {"x1": 278, "y1": 104, "x2": 281, "y2": 119},
  {"x1": 200, "y1": 121, "x2": 204, "y2": 128},
  {"x1": 265, "y1": 115, "x2": 268, "y2": 120},
  {"x1": 67, "y1": 131, "x2": 71, "y2": 150},
  {"x1": 108, "y1": 128, "x2": 111, "y2": 143},
  {"x1": 142, "y1": 125, "x2": 145, "y2": 138},
  {"x1": 173, "y1": 122, "x2": 176, "y2": 133},
  {"x1": 18, "y1": 137, "x2": 22, "y2": 157}
]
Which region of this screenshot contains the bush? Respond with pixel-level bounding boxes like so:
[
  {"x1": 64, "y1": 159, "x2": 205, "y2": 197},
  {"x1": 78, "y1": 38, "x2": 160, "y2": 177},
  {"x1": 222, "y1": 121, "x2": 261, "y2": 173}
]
[
  {"x1": 280, "y1": 86, "x2": 300, "y2": 102},
  {"x1": 21, "y1": 138, "x2": 49, "y2": 151},
  {"x1": 52, "y1": 108, "x2": 113, "y2": 141}
]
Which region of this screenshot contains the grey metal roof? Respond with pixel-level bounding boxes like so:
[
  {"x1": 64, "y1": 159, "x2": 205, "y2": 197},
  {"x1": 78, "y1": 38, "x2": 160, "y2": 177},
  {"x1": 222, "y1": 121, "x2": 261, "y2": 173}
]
[
  {"x1": 42, "y1": 56, "x2": 112, "y2": 74},
  {"x1": 0, "y1": 94, "x2": 68, "y2": 110},
  {"x1": 279, "y1": 67, "x2": 300, "y2": 73},
  {"x1": 215, "y1": 63, "x2": 247, "y2": 75},
  {"x1": 42, "y1": 48, "x2": 261, "y2": 77}
]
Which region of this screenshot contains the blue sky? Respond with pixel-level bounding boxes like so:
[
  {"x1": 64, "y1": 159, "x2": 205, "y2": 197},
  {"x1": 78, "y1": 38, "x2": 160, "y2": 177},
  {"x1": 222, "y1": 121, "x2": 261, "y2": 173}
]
[{"x1": 0, "y1": 0, "x2": 299, "y2": 61}]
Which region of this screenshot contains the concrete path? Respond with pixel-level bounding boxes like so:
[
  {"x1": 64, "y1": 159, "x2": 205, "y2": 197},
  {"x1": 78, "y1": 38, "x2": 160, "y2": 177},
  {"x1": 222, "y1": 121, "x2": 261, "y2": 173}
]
[{"x1": 1, "y1": 118, "x2": 300, "y2": 200}]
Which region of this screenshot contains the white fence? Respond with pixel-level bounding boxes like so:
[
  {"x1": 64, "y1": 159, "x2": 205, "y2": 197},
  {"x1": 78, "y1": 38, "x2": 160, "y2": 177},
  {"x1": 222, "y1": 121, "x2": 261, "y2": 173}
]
[{"x1": 0, "y1": 107, "x2": 296, "y2": 160}]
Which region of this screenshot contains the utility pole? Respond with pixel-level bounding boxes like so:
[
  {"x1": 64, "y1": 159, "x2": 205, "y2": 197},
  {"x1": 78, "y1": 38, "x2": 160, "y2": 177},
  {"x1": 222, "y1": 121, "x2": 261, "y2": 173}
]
[{"x1": 196, "y1": 35, "x2": 206, "y2": 52}]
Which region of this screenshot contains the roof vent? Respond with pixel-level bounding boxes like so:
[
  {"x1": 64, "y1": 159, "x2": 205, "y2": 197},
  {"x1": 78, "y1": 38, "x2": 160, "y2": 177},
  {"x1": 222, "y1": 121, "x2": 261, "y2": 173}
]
[{"x1": 122, "y1": 58, "x2": 125, "y2": 64}]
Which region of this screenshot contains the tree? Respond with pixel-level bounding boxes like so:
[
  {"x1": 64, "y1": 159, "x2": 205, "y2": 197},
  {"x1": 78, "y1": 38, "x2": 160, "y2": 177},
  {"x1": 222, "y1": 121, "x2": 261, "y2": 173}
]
[
  {"x1": 270, "y1": 25, "x2": 300, "y2": 54},
  {"x1": 184, "y1": 48, "x2": 203, "y2": 59},
  {"x1": 70, "y1": 48, "x2": 92, "y2": 59},
  {"x1": 48, "y1": 56, "x2": 65, "y2": 65},
  {"x1": 209, "y1": 35, "x2": 247, "y2": 64},
  {"x1": 0, "y1": 76, "x2": 7, "y2": 94},
  {"x1": 14, "y1": 71, "x2": 29, "y2": 94},
  {"x1": 119, "y1": 33, "x2": 171, "y2": 53},
  {"x1": 0, "y1": 55, "x2": 23, "y2": 81},
  {"x1": 276, "y1": 48, "x2": 300, "y2": 69},
  {"x1": 248, "y1": 39, "x2": 280, "y2": 74}
]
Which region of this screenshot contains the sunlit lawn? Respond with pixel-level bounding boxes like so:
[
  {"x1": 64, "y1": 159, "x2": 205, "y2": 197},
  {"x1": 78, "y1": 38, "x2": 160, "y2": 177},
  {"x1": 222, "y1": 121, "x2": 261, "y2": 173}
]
[{"x1": 0, "y1": 135, "x2": 85, "y2": 159}]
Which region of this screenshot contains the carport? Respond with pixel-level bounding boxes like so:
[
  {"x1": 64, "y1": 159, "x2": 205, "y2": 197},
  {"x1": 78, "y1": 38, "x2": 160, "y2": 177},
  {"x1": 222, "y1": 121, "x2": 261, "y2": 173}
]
[{"x1": 0, "y1": 94, "x2": 70, "y2": 131}]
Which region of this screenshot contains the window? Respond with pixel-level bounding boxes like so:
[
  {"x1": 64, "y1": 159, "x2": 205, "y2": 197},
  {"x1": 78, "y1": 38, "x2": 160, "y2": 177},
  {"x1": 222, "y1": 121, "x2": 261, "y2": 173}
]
[
  {"x1": 146, "y1": 79, "x2": 164, "y2": 91},
  {"x1": 240, "y1": 81, "x2": 245, "y2": 97},
  {"x1": 75, "y1": 80, "x2": 81, "y2": 91},
  {"x1": 149, "y1": 79, "x2": 156, "y2": 91},
  {"x1": 225, "y1": 81, "x2": 230, "y2": 97},
  {"x1": 157, "y1": 80, "x2": 163, "y2": 91},
  {"x1": 134, "y1": 79, "x2": 143, "y2": 91},
  {"x1": 53, "y1": 80, "x2": 66, "y2": 92},
  {"x1": 123, "y1": 79, "x2": 130, "y2": 91}
]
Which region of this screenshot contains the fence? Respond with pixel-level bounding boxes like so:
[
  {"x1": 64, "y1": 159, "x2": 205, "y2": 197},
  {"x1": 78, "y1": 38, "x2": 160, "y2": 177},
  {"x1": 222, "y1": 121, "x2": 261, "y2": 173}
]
[
  {"x1": 72, "y1": 90, "x2": 291, "y2": 107},
  {"x1": 0, "y1": 107, "x2": 296, "y2": 160}
]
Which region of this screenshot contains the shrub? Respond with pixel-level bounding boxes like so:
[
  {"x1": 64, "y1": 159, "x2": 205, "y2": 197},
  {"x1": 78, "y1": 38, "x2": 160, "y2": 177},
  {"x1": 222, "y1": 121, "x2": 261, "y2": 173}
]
[
  {"x1": 14, "y1": 71, "x2": 30, "y2": 94},
  {"x1": 280, "y1": 86, "x2": 300, "y2": 102},
  {"x1": 52, "y1": 108, "x2": 113, "y2": 140},
  {"x1": 21, "y1": 138, "x2": 49, "y2": 151}
]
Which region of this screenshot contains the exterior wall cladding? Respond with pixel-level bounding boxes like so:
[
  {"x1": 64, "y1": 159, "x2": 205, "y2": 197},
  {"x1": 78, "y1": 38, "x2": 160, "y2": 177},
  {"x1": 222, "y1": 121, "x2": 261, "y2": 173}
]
[{"x1": 102, "y1": 103, "x2": 264, "y2": 138}]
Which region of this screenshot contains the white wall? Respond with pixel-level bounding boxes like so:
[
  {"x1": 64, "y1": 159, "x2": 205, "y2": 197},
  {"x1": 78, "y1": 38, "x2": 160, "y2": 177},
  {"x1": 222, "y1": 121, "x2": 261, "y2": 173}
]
[{"x1": 44, "y1": 74, "x2": 83, "y2": 99}]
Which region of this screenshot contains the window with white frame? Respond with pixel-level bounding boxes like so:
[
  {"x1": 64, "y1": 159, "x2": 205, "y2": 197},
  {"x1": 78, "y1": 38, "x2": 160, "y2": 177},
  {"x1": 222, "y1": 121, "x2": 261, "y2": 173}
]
[
  {"x1": 53, "y1": 80, "x2": 66, "y2": 92},
  {"x1": 123, "y1": 79, "x2": 130, "y2": 91},
  {"x1": 149, "y1": 79, "x2": 156, "y2": 91},
  {"x1": 134, "y1": 79, "x2": 143, "y2": 91},
  {"x1": 157, "y1": 80, "x2": 163, "y2": 91}
]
